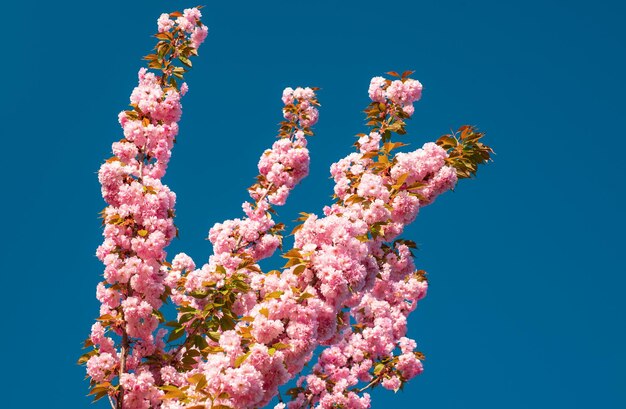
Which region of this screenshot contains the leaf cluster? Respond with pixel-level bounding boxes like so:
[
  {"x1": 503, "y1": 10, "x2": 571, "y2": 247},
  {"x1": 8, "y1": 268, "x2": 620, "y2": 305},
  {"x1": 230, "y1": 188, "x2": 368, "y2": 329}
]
[{"x1": 436, "y1": 125, "x2": 494, "y2": 179}]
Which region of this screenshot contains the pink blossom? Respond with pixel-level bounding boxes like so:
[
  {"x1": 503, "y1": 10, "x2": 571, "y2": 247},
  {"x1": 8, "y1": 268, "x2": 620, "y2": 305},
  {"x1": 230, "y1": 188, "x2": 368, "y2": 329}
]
[
  {"x1": 402, "y1": 104, "x2": 415, "y2": 116},
  {"x1": 368, "y1": 76, "x2": 387, "y2": 102},
  {"x1": 356, "y1": 172, "x2": 389, "y2": 201},
  {"x1": 183, "y1": 7, "x2": 202, "y2": 25},
  {"x1": 86, "y1": 353, "x2": 118, "y2": 382},
  {"x1": 222, "y1": 363, "x2": 265, "y2": 407},
  {"x1": 175, "y1": 16, "x2": 194, "y2": 33},
  {"x1": 157, "y1": 13, "x2": 174, "y2": 32},
  {"x1": 120, "y1": 370, "x2": 162, "y2": 409},
  {"x1": 358, "y1": 131, "x2": 381, "y2": 153},
  {"x1": 396, "y1": 353, "x2": 424, "y2": 380},
  {"x1": 282, "y1": 87, "x2": 294, "y2": 104},
  {"x1": 180, "y1": 82, "x2": 189, "y2": 95},
  {"x1": 398, "y1": 337, "x2": 417, "y2": 354},
  {"x1": 191, "y1": 25, "x2": 209, "y2": 49},
  {"x1": 381, "y1": 375, "x2": 401, "y2": 391}
]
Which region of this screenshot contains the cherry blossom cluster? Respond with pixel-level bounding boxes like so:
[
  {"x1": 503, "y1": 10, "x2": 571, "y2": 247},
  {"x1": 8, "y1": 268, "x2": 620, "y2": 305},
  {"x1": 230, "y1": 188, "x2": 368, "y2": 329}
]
[
  {"x1": 83, "y1": 7, "x2": 208, "y2": 408},
  {"x1": 278, "y1": 81, "x2": 457, "y2": 407},
  {"x1": 93, "y1": 65, "x2": 181, "y2": 374},
  {"x1": 164, "y1": 88, "x2": 319, "y2": 313},
  {"x1": 153, "y1": 89, "x2": 320, "y2": 409},
  {"x1": 150, "y1": 75, "x2": 457, "y2": 409},
  {"x1": 158, "y1": 8, "x2": 208, "y2": 49},
  {"x1": 82, "y1": 9, "x2": 492, "y2": 409},
  {"x1": 368, "y1": 76, "x2": 422, "y2": 116},
  {"x1": 208, "y1": 87, "x2": 318, "y2": 259}
]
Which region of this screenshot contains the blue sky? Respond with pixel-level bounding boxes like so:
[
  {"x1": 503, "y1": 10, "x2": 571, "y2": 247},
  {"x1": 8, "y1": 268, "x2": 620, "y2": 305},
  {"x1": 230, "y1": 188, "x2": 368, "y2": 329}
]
[{"x1": 2, "y1": 0, "x2": 625, "y2": 408}]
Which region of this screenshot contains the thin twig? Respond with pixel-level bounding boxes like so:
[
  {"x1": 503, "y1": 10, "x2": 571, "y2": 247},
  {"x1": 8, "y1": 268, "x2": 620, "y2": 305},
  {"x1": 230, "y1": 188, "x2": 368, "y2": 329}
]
[{"x1": 357, "y1": 377, "x2": 380, "y2": 393}]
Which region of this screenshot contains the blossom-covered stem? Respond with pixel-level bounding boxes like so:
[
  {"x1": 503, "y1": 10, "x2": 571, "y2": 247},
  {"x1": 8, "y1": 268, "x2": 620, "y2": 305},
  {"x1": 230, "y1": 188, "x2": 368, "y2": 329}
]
[
  {"x1": 232, "y1": 181, "x2": 275, "y2": 252},
  {"x1": 159, "y1": 73, "x2": 485, "y2": 408},
  {"x1": 281, "y1": 73, "x2": 491, "y2": 408},
  {"x1": 154, "y1": 87, "x2": 319, "y2": 408},
  {"x1": 81, "y1": 7, "x2": 208, "y2": 407}
]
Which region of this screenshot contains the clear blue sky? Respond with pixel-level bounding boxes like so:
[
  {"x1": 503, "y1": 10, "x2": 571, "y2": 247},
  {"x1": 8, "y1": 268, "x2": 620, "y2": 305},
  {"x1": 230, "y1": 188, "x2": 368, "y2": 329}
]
[{"x1": 2, "y1": 0, "x2": 625, "y2": 408}]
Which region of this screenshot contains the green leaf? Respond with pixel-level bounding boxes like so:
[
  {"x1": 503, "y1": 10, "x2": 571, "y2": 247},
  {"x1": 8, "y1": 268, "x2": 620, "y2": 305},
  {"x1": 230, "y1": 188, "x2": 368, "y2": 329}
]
[
  {"x1": 271, "y1": 342, "x2": 291, "y2": 350},
  {"x1": 77, "y1": 349, "x2": 97, "y2": 365},
  {"x1": 167, "y1": 326, "x2": 186, "y2": 343},
  {"x1": 179, "y1": 56, "x2": 192, "y2": 68},
  {"x1": 264, "y1": 290, "x2": 284, "y2": 299},
  {"x1": 392, "y1": 172, "x2": 409, "y2": 190},
  {"x1": 297, "y1": 292, "x2": 314, "y2": 302},
  {"x1": 179, "y1": 312, "x2": 195, "y2": 324},
  {"x1": 148, "y1": 61, "x2": 163, "y2": 70},
  {"x1": 92, "y1": 390, "x2": 108, "y2": 402},
  {"x1": 188, "y1": 373, "x2": 207, "y2": 390},
  {"x1": 155, "y1": 32, "x2": 173, "y2": 41},
  {"x1": 152, "y1": 309, "x2": 165, "y2": 323},
  {"x1": 284, "y1": 258, "x2": 301, "y2": 268},
  {"x1": 437, "y1": 135, "x2": 457, "y2": 150},
  {"x1": 293, "y1": 264, "x2": 307, "y2": 275},
  {"x1": 207, "y1": 331, "x2": 221, "y2": 342},
  {"x1": 283, "y1": 248, "x2": 303, "y2": 259},
  {"x1": 161, "y1": 388, "x2": 186, "y2": 400},
  {"x1": 89, "y1": 382, "x2": 112, "y2": 402},
  {"x1": 220, "y1": 315, "x2": 236, "y2": 330},
  {"x1": 234, "y1": 351, "x2": 251, "y2": 367}
]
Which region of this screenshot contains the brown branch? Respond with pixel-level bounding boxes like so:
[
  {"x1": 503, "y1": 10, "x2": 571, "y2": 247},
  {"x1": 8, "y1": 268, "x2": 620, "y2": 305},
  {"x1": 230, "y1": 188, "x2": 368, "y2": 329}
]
[{"x1": 116, "y1": 331, "x2": 130, "y2": 409}]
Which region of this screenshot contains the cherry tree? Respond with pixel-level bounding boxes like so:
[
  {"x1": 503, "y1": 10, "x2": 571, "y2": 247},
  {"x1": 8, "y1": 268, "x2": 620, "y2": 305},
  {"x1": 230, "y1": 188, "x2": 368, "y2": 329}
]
[{"x1": 80, "y1": 7, "x2": 492, "y2": 409}]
